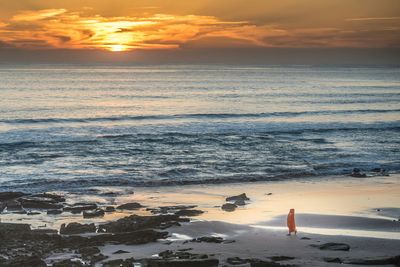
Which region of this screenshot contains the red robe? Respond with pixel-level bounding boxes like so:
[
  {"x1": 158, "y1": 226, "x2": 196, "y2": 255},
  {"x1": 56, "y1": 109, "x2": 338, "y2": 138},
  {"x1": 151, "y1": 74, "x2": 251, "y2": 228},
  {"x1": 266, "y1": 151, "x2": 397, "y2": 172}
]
[{"x1": 287, "y1": 209, "x2": 296, "y2": 233}]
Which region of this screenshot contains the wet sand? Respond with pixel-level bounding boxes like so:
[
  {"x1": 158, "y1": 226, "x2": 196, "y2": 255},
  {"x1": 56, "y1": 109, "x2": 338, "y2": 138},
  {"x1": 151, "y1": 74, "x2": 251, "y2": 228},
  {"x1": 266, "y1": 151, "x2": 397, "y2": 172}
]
[{"x1": 1, "y1": 174, "x2": 399, "y2": 266}]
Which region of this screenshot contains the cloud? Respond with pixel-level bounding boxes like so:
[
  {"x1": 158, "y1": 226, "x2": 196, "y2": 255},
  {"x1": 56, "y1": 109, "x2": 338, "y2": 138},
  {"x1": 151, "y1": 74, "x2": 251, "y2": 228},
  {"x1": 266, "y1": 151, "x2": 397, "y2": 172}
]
[
  {"x1": 0, "y1": 8, "x2": 399, "y2": 51},
  {"x1": 346, "y1": 17, "x2": 400, "y2": 22}
]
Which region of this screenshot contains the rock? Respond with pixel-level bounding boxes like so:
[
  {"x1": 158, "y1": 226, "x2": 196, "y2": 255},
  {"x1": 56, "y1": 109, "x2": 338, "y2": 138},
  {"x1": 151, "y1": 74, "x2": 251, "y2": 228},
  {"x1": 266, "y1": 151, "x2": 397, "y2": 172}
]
[
  {"x1": 149, "y1": 250, "x2": 218, "y2": 267},
  {"x1": 175, "y1": 209, "x2": 204, "y2": 217},
  {"x1": 227, "y1": 257, "x2": 248, "y2": 265},
  {"x1": 4, "y1": 199, "x2": 23, "y2": 211},
  {"x1": 89, "y1": 229, "x2": 168, "y2": 245},
  {"x1": 60, "y1": 222, "x2": 96, "y2": 234},
  {"x1": 234, "y1": 199, "x2": 246, "y2": 206},
  {"x1": 225, "y1": 258, "x2": 294, "y2": 267},
  {"x1": 78, "y1": 246, "x2": 100, "y2": 257},
  {"x1": 116, "y1": 202, "x2": 143, "y2": 210},
  {"x1": 31, "y1": 193, "x2": 65, "y2": 202},
  {"x1": 113, "y1": 250, "x2": 129, "y2": 254},
  {"x1": 0, "y1": 201, "x2": 5, "y2": 212},
  {"x1": 311, "y1": 242, "x2": 350, "y2": 251},
  {"x1": 226, "y1": 193, "x2": 250, "y2": 202},
  {"x1": 98, "y1": 214, "x2": 188, "y2": 233},
  {"x1": 6, "y1": 255, "x2": 46, "y2": 267},
  {"x1": 351, "y1": 168, "x2": 366, "y2": 178},
  {"x1": 53, "y1": 259, "x2": 85, "y2": 267},
  {"x1": 0, "y1": 222, "x2": 31, "y2": 237},
  {"x1": 147, "y1": 259, "x2": 218, "y2": 267},
  {"x1": 0, "y1": 191, "x2": 27, "y2": 201},
  {"x1": 221, "y1": 203, "x2": 237, "y2": 212},
  {"x1": 105, "y1": 206, "x2": 116, "y2": 212},
  {"x1": 191, "y1": 236, "x2": 224, "y2": 243},
  {"x1": 269, "y1": 256, "x2": 295, "y2": 261},
  {"x1": 83, "y1": 208, "x2": 105, "y2": 218},
  {"x1": 324, "y1": 257, "x2": 343, "y2": 263},
  {"x1": 18, "y1": 196, "x2": 64, "y2": 209},
  {"x1": 103, "y1": 258, "x2": 137, "y2": 267},
  {"x1": 47, "y1": 209, "x2": 63, "y2": 215},
  {"x1": 31, "y1": 228, "x2": 58, "y2": 234},
  {"x1": 300, "y1": 237, "x2": 311, "y2": 240},
  {"x1": 345, "y1": 255, "x2": 400, "y2": 265},
  {"x1": 64, "y1": 203, "x2": 98, "y2": 213}
]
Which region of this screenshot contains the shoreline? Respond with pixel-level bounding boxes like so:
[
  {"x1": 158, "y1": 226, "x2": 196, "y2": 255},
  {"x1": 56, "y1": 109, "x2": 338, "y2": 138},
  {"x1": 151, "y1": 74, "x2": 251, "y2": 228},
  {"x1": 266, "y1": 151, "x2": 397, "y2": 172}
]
[{"x1": 1, "y1": 174, "x2": 399, "y2": 266}]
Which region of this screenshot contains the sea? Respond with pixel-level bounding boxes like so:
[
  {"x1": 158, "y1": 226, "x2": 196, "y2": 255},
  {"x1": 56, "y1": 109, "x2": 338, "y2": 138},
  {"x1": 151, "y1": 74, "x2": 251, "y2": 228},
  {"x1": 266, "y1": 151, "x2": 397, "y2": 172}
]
[{"x1": 0, "y1": 65, "x2": 399, "y2": 193}]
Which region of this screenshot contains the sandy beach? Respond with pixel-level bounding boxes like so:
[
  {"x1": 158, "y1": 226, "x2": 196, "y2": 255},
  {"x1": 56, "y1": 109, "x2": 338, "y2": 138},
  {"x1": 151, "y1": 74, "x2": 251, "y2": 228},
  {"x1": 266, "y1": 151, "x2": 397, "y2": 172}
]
[{"x1": 1, "y1": 174, "x2": 399, "y2": 266}]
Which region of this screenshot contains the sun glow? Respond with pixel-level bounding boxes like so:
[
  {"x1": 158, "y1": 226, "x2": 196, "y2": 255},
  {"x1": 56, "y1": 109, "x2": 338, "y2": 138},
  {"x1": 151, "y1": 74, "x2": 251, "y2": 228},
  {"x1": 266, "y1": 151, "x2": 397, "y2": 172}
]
[{"x1": 109, "y1": 44, "x2": 128, "y2": 52}]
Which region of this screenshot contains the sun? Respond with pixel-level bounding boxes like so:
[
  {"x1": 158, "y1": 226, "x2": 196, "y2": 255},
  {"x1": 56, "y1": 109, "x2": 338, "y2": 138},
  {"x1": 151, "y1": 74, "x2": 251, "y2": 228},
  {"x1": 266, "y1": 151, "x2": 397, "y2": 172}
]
[{"x1": 109, "y1": 44, "x2": 128, "y2": 52}]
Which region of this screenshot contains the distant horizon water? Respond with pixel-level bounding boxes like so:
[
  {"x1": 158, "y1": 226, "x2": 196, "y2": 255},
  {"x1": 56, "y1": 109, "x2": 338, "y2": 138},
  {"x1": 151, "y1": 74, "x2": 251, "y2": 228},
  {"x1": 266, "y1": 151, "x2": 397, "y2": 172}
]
[{"x1": 0, "y1": 65, "x2": 399, "y2": 192}]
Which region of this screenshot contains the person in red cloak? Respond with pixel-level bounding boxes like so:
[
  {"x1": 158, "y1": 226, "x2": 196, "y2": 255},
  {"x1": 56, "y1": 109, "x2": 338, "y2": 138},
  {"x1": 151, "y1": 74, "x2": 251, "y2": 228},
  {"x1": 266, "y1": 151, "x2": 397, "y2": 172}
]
[{"x1": 287, "y1": 208, "x2": 297, "y2": 235}]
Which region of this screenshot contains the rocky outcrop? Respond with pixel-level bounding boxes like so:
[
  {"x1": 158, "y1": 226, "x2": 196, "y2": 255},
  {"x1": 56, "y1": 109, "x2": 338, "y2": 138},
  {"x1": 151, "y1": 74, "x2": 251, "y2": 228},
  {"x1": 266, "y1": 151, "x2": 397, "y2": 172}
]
[
  {"x1": 60, "y1": 222, "x2": 96, "y2": 234},
  {"x1": 98, "y1": 214, "x2": 188, "y2": 233},
  {"x1": 116, "y1": 202, "x2": 143, "y2": 210},
  {"x1": 221, "y1": 203, "x2": 237, "y2": 212},
  {"x1": 226, "y1": 193, "x2": 250, "y2": 202},
  {"x1": 311, "y1": 242, "x2": 350, "y2": 251},
  {"x1": 0, "y1": 192, "x2": 27, "y2": 201}
]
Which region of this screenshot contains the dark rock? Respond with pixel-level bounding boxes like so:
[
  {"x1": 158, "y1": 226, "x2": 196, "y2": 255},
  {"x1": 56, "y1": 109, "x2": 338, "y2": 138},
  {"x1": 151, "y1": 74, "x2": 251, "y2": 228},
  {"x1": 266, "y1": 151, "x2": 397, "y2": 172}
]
[
  {"x1": 103, "y1": 258, "x2": 136, "y2": 267},
  {"x1": 83, "y1": 208, "x2": 105, "y2": 218},
  {"x1": 116, "y1": 202, "x2": 143, "y2": 210},
  {"x1": 98, "y1": 214, "x2": 188, "y2": 233},
  {"x1": 221, "y1": 203, "x2": 237, "y2": 212},
  {"x1": 4, "y1": 199, "x2": 23, "y2": 211},
  {"x1": 31, "y1": 193, "x2": 65, "y2": 202},
  {"x1": 53, "y1": 259, "x2": 85, "y2": 267},
  {"x1": 147, "y1": 259, "x2": 218, "y2": 267},
  {"x1": 227, "y1": 257, "x2": 248, "y2": 264},
  {"x1": 300, "y1": 237, "x2": 311, "y2": 240},
  {"x1": 270, "y1": 256, "x2": 295, "y2": 261},
  {"x1": 324, "y1": 257, "x2": 343, "y2": 263},
  {"x1": 175, "y1": 209, "x2": 204, "y2": 217},
  {"x1": 105, "y1": 206, "x2": 116, "y2": 212},
  {"x1": 90, "y1": 253, "x2": 108, "y2": 263},
  {"x1": 351, "y1": 168, "x2": 367, "y2": 178},
  {"x1": 311, "y1": 242, "x2": 350, "y2": 251},
  {"x1": 60, "y1": 222, "x2": 96, "y2": 234},
  {"x1": 19, "y1": 196, "x2": 63, "y2": 209},
  {"x1": 345, "y1": 255, "x2": 400, "y2": 265},
  {"x1": 150, "y1": 250, "x2": 218, "y2": 267},
  {"x1": 0, "y1": 191, "x2": 27, "y2": 201},
  {"x1": 191, "y1": 236, "x2": 224, "y2": 243},
  {"x1": 0, "y1": 201, "x2": 5, "y2": 212},
  {"x1": 47, "y1": 209, "x2": 63, "y2": 215},
  {"x1": 113, "y1": 250, "x2": 129, "y2": 254},
  {"x1": 78, "y1": 246, "x2": 100, "y2": 257},
  {"x1": 89, "y1": 229, "x2": 168, "y2": 245},
  {"x1": 234, "y1": 199, "x2": 246, "y2": 206},
  {"x1": 226, "y1": 193, "x2": 250, "y2": 202},
  {"x1": 0, "y1": 222, "x2": 31, "y2": 237},
  {"x1": 248, "y1": 259, "x2": 295, "y2": 266},
  {"x1": 6, "y1": 255, "x2": 46, "y2": 267},
  {"x1": 31, "y1": 228, "x2": 58, "y2": 234},
  {"x1": 64, "y1": 203, "x2": 98, "y2": 213},
  {"x1": 225, "y1": 258, "x2": 294, "y2": 267}
]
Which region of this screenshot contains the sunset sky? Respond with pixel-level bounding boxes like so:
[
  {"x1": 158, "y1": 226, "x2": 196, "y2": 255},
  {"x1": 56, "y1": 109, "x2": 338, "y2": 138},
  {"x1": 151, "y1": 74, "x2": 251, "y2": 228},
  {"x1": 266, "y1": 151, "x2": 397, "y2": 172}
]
[{"x1": 1, "y1": 0, "x2": 399, "y2": 63}]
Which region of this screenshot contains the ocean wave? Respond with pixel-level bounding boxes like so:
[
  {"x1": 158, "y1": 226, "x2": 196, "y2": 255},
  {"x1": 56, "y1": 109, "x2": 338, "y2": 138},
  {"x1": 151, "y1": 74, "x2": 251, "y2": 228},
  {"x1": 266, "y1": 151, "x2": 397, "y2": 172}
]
[{"x1": 1, "y1": 108, "x2": 400, "y2": 124}]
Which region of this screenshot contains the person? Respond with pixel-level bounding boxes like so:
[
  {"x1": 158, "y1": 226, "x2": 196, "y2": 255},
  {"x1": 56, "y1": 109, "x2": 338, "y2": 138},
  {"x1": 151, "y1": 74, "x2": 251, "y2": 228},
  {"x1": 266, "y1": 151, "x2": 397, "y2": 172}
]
[{"x1": 287, "y1": 208, "x2": 297, "y2": 235}]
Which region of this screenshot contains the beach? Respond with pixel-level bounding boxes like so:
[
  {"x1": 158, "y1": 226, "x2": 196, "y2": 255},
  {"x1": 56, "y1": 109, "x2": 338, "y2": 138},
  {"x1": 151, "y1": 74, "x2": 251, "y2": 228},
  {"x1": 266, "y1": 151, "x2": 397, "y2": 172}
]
[{"x1": 1, "y1": 174, "x2": 399, "y2": 266}]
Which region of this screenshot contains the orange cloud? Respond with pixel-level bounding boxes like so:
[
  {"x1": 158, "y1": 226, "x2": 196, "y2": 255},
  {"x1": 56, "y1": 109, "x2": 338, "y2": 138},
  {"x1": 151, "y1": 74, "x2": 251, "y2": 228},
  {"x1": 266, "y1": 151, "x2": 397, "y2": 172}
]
[{"x1": 0, "y1": 8, "x2": 399, "y2": 51}]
